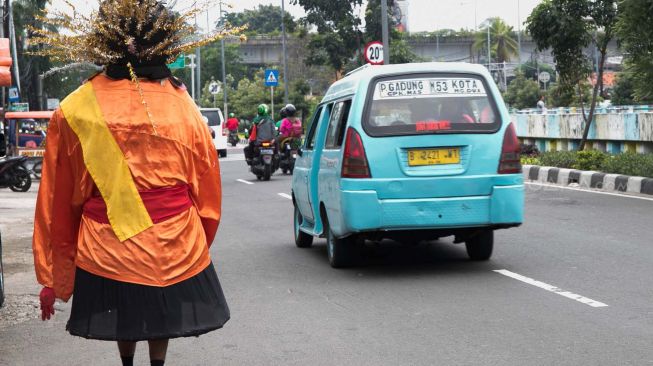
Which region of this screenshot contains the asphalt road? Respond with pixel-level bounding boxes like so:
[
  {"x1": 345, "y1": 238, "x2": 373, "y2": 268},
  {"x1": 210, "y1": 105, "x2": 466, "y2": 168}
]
[{"x1": 1, "y1": 147, "x2": 652, "y2": 365}]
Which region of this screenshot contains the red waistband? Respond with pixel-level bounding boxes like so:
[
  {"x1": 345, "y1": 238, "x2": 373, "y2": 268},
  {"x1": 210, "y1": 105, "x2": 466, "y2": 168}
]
[{"x1": 83, "y1": 184, "x2": 193, "y2": 225}]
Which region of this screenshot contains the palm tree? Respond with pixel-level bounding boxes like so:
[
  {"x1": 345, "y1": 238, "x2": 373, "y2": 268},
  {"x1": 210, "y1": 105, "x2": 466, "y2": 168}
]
[{"x1": 473, "y1": 17, "x2": 519, "y2": 64}]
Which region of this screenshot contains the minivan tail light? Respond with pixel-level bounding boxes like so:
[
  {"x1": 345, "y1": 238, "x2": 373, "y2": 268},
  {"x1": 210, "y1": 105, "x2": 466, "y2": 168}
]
[
  {"x1": 222, "y1": 128, "x2": 228, "y2": 136},
  {"x1": 341, "y1": 128, "x2": 371, "y2": 178},
  {"x1": 498, "y1": 123, "x2": 522, "y2": 174}
]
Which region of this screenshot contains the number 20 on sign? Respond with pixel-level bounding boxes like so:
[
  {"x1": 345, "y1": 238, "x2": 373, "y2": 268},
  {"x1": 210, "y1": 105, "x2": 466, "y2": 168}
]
[{"x1": 365, "y1": 41, "x2": 384, "y2": 65}]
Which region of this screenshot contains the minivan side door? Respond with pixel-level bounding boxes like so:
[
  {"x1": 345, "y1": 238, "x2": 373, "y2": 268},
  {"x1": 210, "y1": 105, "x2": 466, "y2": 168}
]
[
  {"x1": 292, "y1": 105, "x2": 326, "y2": 223},
  {"x1": 317, "y1": 99, "x2": 352, "y2": 235}
]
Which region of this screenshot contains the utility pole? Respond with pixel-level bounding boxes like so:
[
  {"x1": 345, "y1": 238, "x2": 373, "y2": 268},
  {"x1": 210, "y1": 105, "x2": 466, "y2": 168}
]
[
  {"x1": 219, "y1": 0, "x2": 228, "y2": 116},
  {"x1": 517, "y1": 0, "x2": 521, "y2": 64},
  {"x1": 381, "y1": 0, "x2": 390, "y2": 65},
  {"x1": 8, "y1": 0, "x2": 20, "y2": 93},
  {"x1": 281, "y1": 0, "x2": 289, "y2": 104},
  {"x1": 1, "y1": 0, "x2": 5, "y2": 107},
  {"x1": 487, "y1": 23, "x2": 491, "y2": 67},
  {"x1": 188, "y1": 54, "x2": 196, "y2": 101},
  {"x1": 194, "y1": 12, "x2": 201, "y2": 102}
]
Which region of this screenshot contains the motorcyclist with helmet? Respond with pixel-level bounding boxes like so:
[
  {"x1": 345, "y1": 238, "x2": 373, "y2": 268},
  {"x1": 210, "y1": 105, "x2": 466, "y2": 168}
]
[
  {"x1": 244, "y1": 104, "x2": 276, "y2": 165},
  {"x1": 277, "y1": 104, "x2": 303, "y2": 174},
  {"x1": 278, "y1": 104, "x2": 303, "y2": 139},
  {"x1": 226, "y1": 112, "x2": 239, "y2": 146},
  {"x1": 275, "y1": 107, "x2": 288, "y2": 133},
  {"x1": 226, "y1": 113, "x2": 239, "y2": 132}
]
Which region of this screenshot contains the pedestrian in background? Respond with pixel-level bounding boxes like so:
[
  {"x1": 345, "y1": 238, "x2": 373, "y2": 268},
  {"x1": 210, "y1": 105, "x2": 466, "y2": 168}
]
[
  {"x1": 32, "y1": 1, "x2": 231, "y2": 365},
  {"x1": 537, "y1": 95, "x2": 547, "y2": 113}
]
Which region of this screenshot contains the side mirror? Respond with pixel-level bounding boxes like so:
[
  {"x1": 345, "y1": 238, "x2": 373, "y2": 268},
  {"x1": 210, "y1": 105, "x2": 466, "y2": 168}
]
[{"x1": 297, "y1": 148, "x2": 303, "y2": 157}]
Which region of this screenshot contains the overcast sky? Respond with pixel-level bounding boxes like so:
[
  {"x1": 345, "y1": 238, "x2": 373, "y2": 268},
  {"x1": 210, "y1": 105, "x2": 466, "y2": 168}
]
[{"x1": 51, "y1": 0, "x2": 544, "y2": 33}]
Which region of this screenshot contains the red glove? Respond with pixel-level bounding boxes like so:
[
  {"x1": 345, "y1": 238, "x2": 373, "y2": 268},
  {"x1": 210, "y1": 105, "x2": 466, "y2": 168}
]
[{"x1": 39, "y1": 287, "x2": 56, "y2": 321}]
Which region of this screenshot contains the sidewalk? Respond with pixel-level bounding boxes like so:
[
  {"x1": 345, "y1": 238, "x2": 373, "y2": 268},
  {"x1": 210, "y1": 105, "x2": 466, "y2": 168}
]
[{"x1": 0, "y1": 185, "x2": 42, "y2": 329}]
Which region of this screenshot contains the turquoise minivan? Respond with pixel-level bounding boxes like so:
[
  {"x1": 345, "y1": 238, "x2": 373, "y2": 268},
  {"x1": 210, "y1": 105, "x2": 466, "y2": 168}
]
[{"x1": 291, "y1": 63, "x2": 523, "y2": 267}]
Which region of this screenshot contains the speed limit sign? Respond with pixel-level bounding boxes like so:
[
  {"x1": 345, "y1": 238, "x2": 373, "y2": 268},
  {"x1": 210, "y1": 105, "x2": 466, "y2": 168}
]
[{"x1": 365, "y1": 41, "x2": 384, "y2": 65}]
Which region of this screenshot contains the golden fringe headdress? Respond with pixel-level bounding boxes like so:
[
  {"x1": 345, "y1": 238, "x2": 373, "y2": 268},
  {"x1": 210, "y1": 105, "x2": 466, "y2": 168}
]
[{"x1": 30, "y1": 0, "x2": 247, "y2": 65}]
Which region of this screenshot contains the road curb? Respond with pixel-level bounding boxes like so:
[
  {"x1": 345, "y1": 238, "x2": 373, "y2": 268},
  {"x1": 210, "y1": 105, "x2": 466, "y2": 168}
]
[{"x1": 522, "y1": 165, "x2": 653, "y2": 196}]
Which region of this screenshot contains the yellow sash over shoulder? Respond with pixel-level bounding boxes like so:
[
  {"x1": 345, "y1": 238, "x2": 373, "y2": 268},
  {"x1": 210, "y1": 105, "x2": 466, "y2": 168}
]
[{"x1": 60, "y1": 81, "x2": 153, "y2": 241}]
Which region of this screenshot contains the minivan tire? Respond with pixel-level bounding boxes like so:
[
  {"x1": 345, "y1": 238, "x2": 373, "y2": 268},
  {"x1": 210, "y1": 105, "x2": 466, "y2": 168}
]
[
  {"x1": 294, "y1": 205, "x2": 313, "y2": 248},
  {"x1": 218, "y1": 149, "x2": 227, "y2": 158},
  {"x1": 325, "y1": 221, "x2": 358, "y2": 268},
  {"x1": 465, "y1": 230, "x2": 493, "y2": 261}
]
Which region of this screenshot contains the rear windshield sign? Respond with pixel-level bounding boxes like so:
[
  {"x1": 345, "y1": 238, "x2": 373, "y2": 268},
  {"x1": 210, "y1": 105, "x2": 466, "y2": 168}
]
[{"x1": 375, "y1": 78, "x2": 486, "y2": 99}]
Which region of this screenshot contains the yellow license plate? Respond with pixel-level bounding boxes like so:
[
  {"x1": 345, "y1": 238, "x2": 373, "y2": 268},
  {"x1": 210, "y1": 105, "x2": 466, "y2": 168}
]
[{"x1": 408, "y1": 148, "x2": 460, "y2": 166}]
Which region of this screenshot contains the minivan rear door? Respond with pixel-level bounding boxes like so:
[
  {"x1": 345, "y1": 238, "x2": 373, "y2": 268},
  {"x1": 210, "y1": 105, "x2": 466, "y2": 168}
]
[{"x1": 359, "y1": 73, "x2": 506, "y2": 199}]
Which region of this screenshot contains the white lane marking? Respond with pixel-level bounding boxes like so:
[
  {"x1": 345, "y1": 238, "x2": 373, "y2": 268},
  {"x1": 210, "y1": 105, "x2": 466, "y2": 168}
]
[
  {"x1": 236, "y1": 179, "x2": 254, "y2": 185},
  {"x1": 278, "y1": 193, "x2": 292, "y2": 200},
  {"x1": 494, "y1": 269, "x2": 608, "y2": 308},
  {"x1": 220, "y1": 156, "x2": 246, "y2": 162},
  {"x1": 525, "y1": 181, "x2": 653, "y2": 202}
]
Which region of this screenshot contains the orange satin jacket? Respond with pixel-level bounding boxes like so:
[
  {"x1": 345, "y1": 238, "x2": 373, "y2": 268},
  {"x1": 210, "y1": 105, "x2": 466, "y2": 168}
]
[{"x1": 32, "y1": 74, "x2": 221, "y2": 301}]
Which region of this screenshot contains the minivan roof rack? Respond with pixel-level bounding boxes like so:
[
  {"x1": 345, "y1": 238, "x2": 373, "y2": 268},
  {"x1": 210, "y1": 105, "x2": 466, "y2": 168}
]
[{"x1": 345, "y1": 63, "x2": 374, "y2": 77}]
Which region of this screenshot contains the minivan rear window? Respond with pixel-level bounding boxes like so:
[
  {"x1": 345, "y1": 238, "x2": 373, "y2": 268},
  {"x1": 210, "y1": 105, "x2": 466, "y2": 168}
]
[
  {"x1": 363, "y1": 73, "x2": 501, "y2": 137},
  {"x1": 201, "y1": 110, "x2": 222, "y2": 127}
]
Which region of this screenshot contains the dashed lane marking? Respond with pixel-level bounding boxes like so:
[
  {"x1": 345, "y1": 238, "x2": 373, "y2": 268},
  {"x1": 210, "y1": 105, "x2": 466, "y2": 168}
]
[
  {"x1": 219, "y1": 155, "x2": 246, "y2": 162},
  {"x1": 278, "y1": 193, "x2": 292, "y2": 200},
  {"x1": 494, "y1": 269, "x2": 609, "y2": 308},
  {"x1": 525, "y1": 182, "x2": 653, "y2": 202},
  {"x1": 237, "y1": 179, "x2": 254, "y2": 185}
]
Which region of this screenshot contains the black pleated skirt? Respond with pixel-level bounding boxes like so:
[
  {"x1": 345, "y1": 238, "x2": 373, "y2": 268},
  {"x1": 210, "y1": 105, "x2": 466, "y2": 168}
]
[{"x1": 66, "y1": 262, "x2": 230, "y2": 341}]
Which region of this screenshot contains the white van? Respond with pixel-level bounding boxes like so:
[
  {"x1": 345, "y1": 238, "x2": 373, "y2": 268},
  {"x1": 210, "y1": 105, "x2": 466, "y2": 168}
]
[{"x1": 200, "y1": 108, "x2": 228, "y2": 158}]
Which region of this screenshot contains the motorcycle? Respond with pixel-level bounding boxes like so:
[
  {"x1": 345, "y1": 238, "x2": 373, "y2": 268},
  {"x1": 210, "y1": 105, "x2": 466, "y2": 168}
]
[
  {"x1": 228, "y1": 130, "x2": 239, "y2": 147},
  {"x1": 0, "y1": 156, "x2": 32, "y2": 192},
  {"x1": 250, "y1": 140, "x2": 279, "y2": 181},
  {"x1": 279, "y1": 137, "x2": 299, "y2": 175}
]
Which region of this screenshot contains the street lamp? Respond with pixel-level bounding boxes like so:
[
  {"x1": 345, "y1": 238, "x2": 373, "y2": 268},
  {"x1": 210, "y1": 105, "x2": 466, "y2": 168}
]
[
  {"x1": 517, "y1": 0, "x2": 521, "y2": 64},
  {"x1": 281, "y1": 0, "x2": 289, "y2": 104},
  {"x1": 186, "y1": 54, "x2": 197, "y2": 101},
  {"x1": 217, "y1": 0, "x2": 229, "y2": 116},
  {"x1": 381, "y1": 0, "x2": 390, "y2": 65}
]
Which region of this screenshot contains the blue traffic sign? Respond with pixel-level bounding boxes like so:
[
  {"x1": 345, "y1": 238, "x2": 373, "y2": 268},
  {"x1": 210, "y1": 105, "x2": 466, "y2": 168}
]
[
  {"x1": 8, "y1": 86, "x2": 19, "y2": 103},
  {"x1": 264, "y1": 69, "x2": 279, "y2": 87}
]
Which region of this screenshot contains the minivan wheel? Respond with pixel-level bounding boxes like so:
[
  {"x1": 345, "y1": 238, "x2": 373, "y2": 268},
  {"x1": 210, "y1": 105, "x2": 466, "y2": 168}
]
[
  {"x1": 465, "y1": 230, "x2": 494, "y2": 261},
  {"x1": 325, "y1": 221, "x2": 358, "y2": 268},
  {"x1": 218, "y1": 149, "x2": 227, "y2": 158},
  {"x1": 294, "y1": 205, "x2": 313, "y2": 248}
]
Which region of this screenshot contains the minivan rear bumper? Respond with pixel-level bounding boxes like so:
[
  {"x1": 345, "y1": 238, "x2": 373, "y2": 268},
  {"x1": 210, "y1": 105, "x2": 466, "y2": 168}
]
[{"x1": 338, "y1": 184, "x2": 523, "y2": 234}]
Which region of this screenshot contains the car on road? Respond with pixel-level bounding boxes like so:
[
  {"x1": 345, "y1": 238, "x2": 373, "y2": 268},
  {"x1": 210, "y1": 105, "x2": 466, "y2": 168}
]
[
  {"x1": 291, "y1": 62, "x2": 524, "y2": 267},
  {"x1": 200, "y1": 108, "x2": 228, "y2": 158}
]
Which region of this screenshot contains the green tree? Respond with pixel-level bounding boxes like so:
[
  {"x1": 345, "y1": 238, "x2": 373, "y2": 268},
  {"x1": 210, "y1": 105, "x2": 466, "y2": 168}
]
[
  {"x1": 227, "y1": 69, "x2": 285, "y2": 121},
  {"x1": 171, "y1": 43, "x2": 247, "y2": 97},
  {"x1": 225, "y1": 5, "x2": 296, "y2": 36},
  {"x1": 291, "y1": 0, "x2": 364, "y2": 78},
  {"x1": 616, "y1": 0, "x2": 653, "y2": 101},
  {"x1": 609, "y1": 72, "x2": 640, "y2": 105},
  {"x1": 11, "y1": 0, "x2": 50, "y2": 108},
  {"x1": 545, "y1": 81, "x2": 593, "y2": 107},
  {"x1": 473, "y1": 18, "x2": 519, "y2": 63},
  {"x1": 526, "y1": 0, "x2": 617, "y2": 150},
  {"x1": 504, "y1": 72, "x2": 542, "y2": 109},
  {"x1": 517, "y1": 60, "x2": 557, "y2": 84}
]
